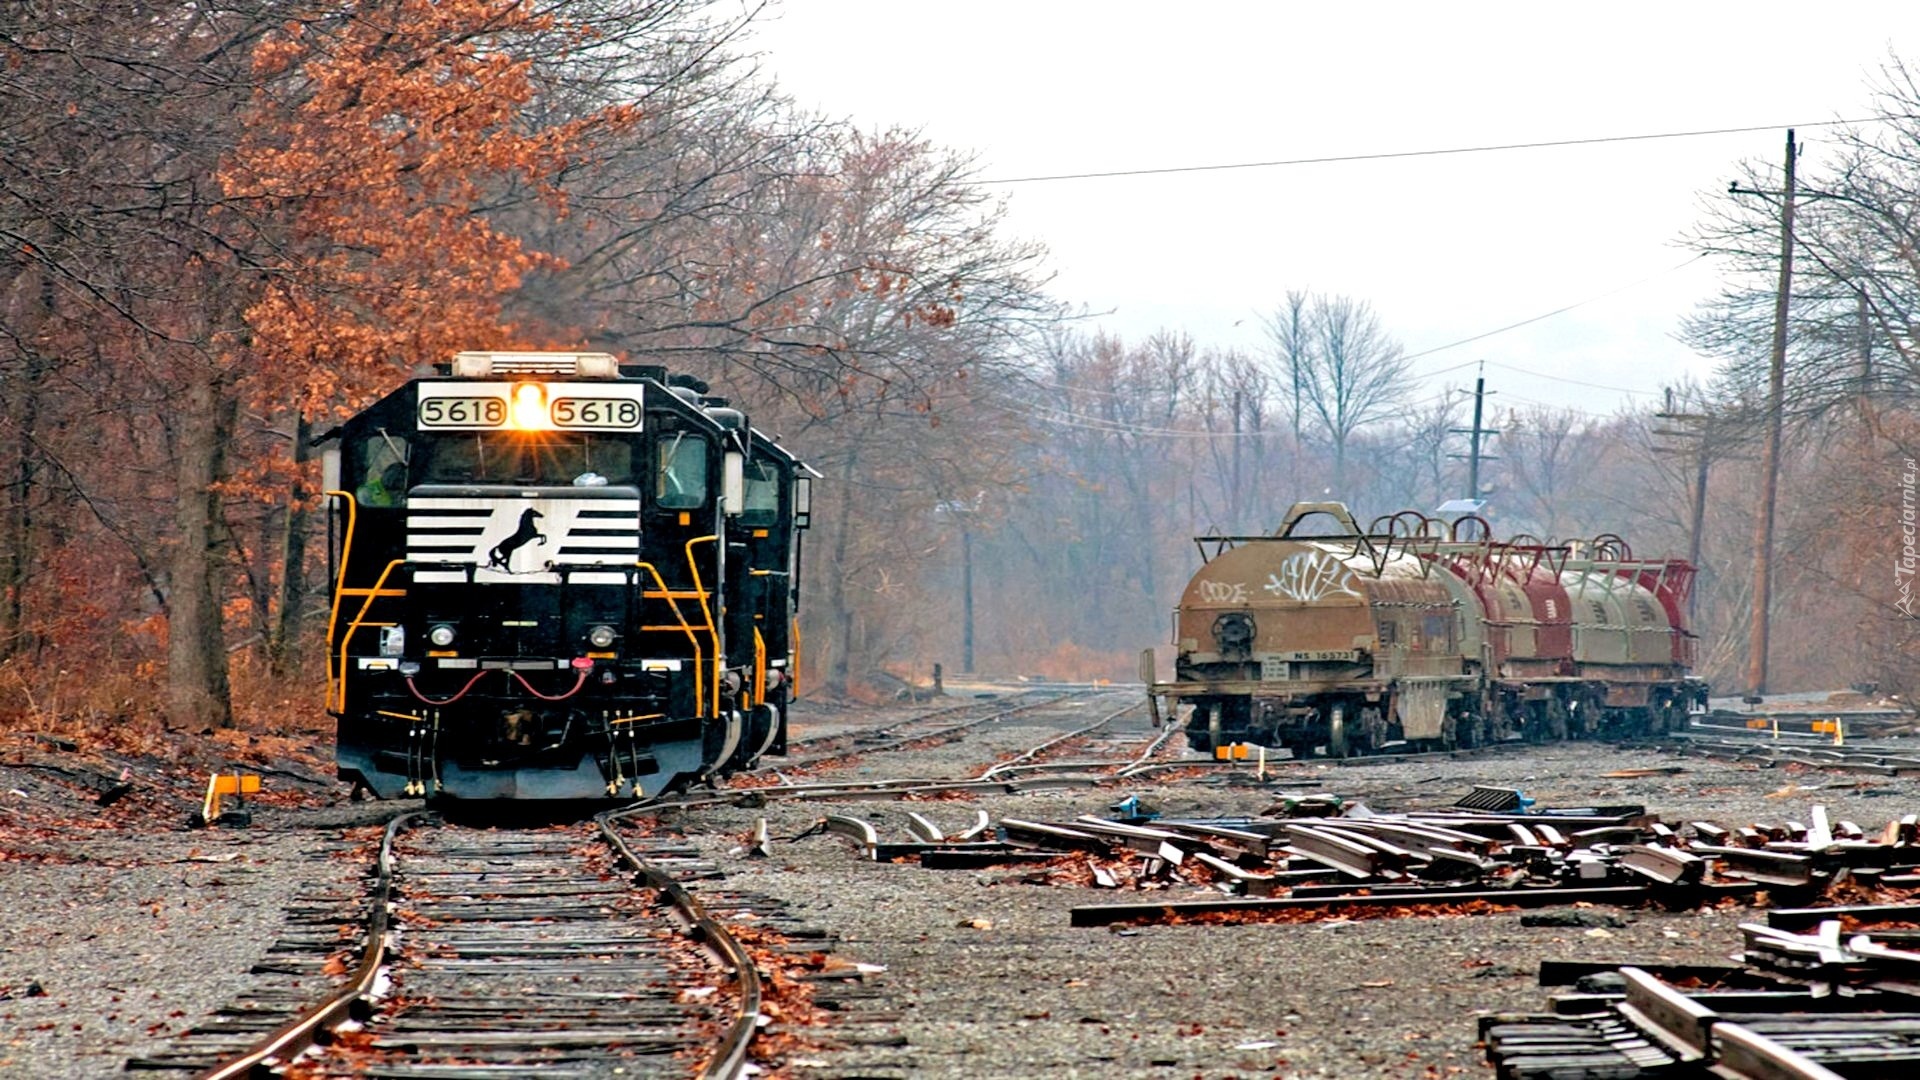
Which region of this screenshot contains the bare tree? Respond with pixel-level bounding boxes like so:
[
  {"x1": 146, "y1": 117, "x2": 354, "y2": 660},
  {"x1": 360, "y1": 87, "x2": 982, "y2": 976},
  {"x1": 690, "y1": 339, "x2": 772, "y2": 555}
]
[
  {"x1": 1371, "y1": 390, "x2": 1462, "y2": 514},
  {"x1": 1263, "y1": 293, "x2": 1412, "y2": 492}
]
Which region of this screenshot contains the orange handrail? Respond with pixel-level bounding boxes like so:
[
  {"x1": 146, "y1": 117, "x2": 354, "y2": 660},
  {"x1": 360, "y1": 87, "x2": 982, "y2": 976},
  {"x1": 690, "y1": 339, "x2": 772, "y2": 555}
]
[
  {"x1": 752, "y1": 627, "x2": 767, "y2": 708},
  {"x1": 322, "y1": 490, "x2": 356, "y2": 711},
  {"x1": 634, "y1": 561, "x2": 706, "y2": 718},
  {"x1": 791, "y1": 616, "x2": 802, "y2": 697},
  {"x1": 683, "y1": 536, "x2": 722, "y2": 718},
  {"x1": 335, "y1": 559, "x2": 407, "y2": 712}
]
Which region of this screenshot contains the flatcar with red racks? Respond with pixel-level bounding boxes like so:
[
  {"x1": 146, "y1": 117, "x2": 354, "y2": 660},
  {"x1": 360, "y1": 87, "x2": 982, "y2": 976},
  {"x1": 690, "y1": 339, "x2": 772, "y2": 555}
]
[
  {"x1": 1144, "y1": 502, "x2": 1705, "y2": 756},
  {"x1": 320, "y1": 351, "x2": 812, "y2": 801}
]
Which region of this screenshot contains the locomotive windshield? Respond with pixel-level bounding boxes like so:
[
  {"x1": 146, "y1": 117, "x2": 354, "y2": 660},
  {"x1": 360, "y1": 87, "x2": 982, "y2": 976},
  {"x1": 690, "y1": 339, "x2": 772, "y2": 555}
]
[
  {"x1": 655, "y1": 432, "x2": 708, "y2": 508},
  {"x1": 418, "y1": 432, "x2": 635, "y2": 486},
  {"x1": 742, "y1": 461, "x2": 781, "y2": 526}
]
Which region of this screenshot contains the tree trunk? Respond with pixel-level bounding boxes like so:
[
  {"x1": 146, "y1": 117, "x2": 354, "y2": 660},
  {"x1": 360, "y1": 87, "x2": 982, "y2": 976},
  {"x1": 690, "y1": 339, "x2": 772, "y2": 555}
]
[
  {"x1": 167, "y1": 370, "x2": 234, "y2": 729},
  {"x1": 0, "y1": 348, "x2": 37, "y2": 661},
  {"x1": 821, "y1": 441, "x2": 861, "y2": 697},
  {"x1": 0, "y1": 267, "x2": 50, "y2": 661},
  {"x1": 267, "y1": 413, "x2": 312, "y2": 678}
]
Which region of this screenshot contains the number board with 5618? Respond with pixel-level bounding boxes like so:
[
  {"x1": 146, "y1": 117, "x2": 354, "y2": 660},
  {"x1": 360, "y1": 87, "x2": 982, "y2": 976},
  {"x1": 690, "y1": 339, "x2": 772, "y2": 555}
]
[{"x1": 417, "y1": 383, "x2": 643, "y2": 430}]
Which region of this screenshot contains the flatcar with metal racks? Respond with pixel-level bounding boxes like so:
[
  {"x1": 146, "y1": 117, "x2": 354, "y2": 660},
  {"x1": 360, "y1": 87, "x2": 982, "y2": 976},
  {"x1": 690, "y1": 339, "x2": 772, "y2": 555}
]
[
  {"x1": 1144, "y1": 502, "x2": 1706, "y2": 757},
  {"x1": 320, "y1": 351, "x2": 812, "y2": 800}
]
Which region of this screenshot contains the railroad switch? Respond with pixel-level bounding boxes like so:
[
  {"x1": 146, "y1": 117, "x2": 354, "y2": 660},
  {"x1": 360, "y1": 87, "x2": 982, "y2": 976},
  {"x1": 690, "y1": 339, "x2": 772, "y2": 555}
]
[{"x1": 190, "y1": 772, "x2": 260, "y2": 828}]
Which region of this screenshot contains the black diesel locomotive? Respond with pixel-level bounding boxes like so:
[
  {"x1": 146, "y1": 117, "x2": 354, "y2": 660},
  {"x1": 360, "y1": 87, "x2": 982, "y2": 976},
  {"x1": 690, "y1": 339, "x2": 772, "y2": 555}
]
[{"x1": 321, "y1": 351, "x2": 812, "y2": 800}]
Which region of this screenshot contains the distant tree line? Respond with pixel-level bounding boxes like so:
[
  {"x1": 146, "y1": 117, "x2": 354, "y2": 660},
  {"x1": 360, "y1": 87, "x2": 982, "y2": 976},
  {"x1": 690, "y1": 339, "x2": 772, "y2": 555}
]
[{"x1": 0, "y1": 6, "x2": 1913, "y2": 734}]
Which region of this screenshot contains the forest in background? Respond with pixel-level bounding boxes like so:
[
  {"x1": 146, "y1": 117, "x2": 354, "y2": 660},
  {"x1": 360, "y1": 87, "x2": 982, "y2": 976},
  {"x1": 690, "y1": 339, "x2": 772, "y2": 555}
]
[{"x1": 1, "y1": 2, "x2": 1916, "y2": 735}]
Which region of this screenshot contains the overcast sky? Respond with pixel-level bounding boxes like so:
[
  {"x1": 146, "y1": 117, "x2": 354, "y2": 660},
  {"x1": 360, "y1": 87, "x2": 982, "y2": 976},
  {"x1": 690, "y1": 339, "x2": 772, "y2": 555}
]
[{"x1": 747, "y1": 3, "x2": 1914, "y2": 418}]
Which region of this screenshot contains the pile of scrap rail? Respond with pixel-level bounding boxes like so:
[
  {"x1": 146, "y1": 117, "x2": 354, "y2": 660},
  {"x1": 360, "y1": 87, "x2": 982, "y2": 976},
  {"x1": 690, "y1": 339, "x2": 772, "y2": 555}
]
[
  {"x1": 820, "y1": 788, "x2": 1920, "y2": 928},
  {"x1": 1064, "y1": 788, "x2": 1766, "y2": 928},
  {"x1": 1482, "y1": 905, "x2": 1920, "y2": 1078}
]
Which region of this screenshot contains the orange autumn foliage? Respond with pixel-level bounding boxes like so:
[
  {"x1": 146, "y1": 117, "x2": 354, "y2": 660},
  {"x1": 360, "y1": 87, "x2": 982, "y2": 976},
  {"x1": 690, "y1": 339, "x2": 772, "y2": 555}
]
[{"x1": 221, "y1": 0, "x2": 640, "y2": 412}]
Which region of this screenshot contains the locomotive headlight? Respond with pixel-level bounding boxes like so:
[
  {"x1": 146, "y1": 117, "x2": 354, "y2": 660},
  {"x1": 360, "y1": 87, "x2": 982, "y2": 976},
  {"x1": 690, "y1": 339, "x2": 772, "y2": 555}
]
[
  {"x1": 428, "y1": 624, "x2": 457, "y2": 648},
  {"x1": 510, "y1": 382, "x2": 548, "y2": 430},
  {"x1": 587, "y1": 624, "x2": 617, "y2": 649}
]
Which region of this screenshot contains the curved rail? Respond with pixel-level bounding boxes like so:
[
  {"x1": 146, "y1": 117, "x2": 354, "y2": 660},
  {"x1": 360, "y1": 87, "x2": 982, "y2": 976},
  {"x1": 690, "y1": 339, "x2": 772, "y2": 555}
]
[
  {"x1": 599, "y1": 805, "x2": 763, "y2": 1079},
  {"x1": 774, "y1": 689, "x2": 1072, "y2": 771},
  {"x1": 973, "y1": 699, "x2": 1148, "y2": 780},
  {"x1": 202, "y1": 807, "x2": 766, "y2": 1079},
  {"x1": 198, "y1": 809, "x2": 420, "y2": 1080}
]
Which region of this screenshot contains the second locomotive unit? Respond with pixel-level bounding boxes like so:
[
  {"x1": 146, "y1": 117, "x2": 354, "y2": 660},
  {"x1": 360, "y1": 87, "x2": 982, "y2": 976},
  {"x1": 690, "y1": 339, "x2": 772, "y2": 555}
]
[
  {"x1": 1146, "y1": 502, "x2": 1705, "y2": 757},
  {"x1": 321, "y1": 351, "x2": 811, "y2": 800}
]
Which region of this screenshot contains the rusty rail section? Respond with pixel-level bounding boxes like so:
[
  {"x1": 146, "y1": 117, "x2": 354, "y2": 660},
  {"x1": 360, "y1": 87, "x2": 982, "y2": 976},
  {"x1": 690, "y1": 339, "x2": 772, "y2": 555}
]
[
  {"x1": 598, "y1": 805, "x2": 763, "y2": 1080},
  {"x1": 196, "y1": 809, "x2": 420, "y2": 1080},
  {"x1": 1480, "y1": 929, "x2": 1920, "y2": 1079},
  {"x1": 973, "y1": 698, "x2": 1150, "y2": 780},
  {"x1": 771, "y1": 688, "x2": 1072, "y2": 769},
  {"x1": 197, "y1": 807, "x2": 766, "y2": 1080}
]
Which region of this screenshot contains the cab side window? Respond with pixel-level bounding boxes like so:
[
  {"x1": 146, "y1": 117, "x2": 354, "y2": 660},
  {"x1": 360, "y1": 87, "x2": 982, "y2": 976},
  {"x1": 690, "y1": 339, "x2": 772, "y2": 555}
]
[
  {"x1": 741, "y1": 461, "x2": 781, "y2": 526},
  {"x1": 654, "y1": 432, "x2": 709, "y2": 509},
  {"x1": 355, "y1": 433, "x2": 410, "y2": 508}
]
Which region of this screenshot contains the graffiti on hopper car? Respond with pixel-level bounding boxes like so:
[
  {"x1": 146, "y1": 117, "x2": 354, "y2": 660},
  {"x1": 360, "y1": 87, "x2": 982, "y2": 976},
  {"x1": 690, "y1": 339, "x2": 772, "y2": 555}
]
[
  {"x1": 1263, "y1": 550, "x2": 1360, "y2": 602},
  {"x1": 1198, "y1": 579, "x2": 1249, "y2": 604}
]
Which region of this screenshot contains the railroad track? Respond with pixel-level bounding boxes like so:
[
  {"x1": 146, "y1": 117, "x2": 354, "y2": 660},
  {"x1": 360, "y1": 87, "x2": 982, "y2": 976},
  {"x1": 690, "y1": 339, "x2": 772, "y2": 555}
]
[
  {"x1": 182, "y1": 813, "x2": 769, "y2": 1078},
  {"x1": 681, "y1": 692, "x2": 1177, "y2": 810},
  {"x1": 1663, "y1": 727, "x2": 1920, "y2": 775},
  {"x1": 1484, "y1": 964, "x2": 1867, "y2": 1079},
  {"x1": 768, "y1": 687, "x2": 1074, "y2": 771},
  {"x1": 125, "y1": 830, "x2": 379, "y2": 1074}
]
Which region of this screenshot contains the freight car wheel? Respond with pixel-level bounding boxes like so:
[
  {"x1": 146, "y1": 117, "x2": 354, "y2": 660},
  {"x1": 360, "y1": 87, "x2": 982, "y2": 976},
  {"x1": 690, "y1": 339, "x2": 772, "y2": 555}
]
[
  {"x1": 1546, "y1": 699, "x2": 1571, "y2": 741},
  {"x1": 1184, "y1": 705, "x2": 1214, "y2": 755},
  {"x1": 1327, "y1": 705, "x2": 1350, "y2": 758}
]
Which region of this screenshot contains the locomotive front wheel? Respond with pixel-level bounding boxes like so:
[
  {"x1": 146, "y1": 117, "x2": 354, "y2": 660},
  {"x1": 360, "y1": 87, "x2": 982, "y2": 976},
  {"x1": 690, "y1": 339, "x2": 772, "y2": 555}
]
[{"x1": 1327, "y1": 704, "x2": 1350, "y2": 758}]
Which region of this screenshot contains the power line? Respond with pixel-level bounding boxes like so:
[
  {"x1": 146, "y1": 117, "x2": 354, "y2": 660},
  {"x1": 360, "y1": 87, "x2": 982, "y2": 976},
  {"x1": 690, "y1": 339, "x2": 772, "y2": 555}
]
[
  {"x1": 1496, "y1": 391, "x2": 1631, "y2": 419},
  {"x1": 1014, "y1": 356, "x2": 1485, "y2": 401},
  {"x1": 1485, "y1": 362, "x2": 1659, "y2": 397},
  {"x1": 985, "y1": 383, "x2": 1464, "y2": 440},
  {"x1": 1002, "y1": 252, "x2": 1718, "y2": 432},
  {"x1": 978, "y1": 117, "x2": 1884, "y2": 185},
  {"x1": 1399, "y1": 253, "x2": 1708, "y2": 363}
]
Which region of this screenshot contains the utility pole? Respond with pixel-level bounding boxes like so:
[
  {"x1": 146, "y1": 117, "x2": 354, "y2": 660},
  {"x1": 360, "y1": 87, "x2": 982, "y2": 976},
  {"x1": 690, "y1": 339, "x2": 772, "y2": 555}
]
[
  {"x1": 1448, "y1": 372, "x2": 1499, "y2": 503},
  {"x1": 1230, "y1": 388, "x2": 1243, "y2": 526},
  {"x1": 961, "y1": 524, "x2": 974, "y2": 673},
  {"x1": 1748, "y1": 129, "x2": 1796, "y2": 700},
  {"x1": 1652, "y1": 386, "x2": 1719, "y2": 622},
  {"x1": 1856, "y1": 293, "x2": 1874, "y2": 424}
]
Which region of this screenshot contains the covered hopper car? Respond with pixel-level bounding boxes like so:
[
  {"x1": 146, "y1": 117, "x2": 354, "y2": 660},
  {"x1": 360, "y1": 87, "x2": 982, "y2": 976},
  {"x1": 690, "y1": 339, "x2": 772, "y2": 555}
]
[
  {"x1": 320, "y1": 351, "x2": 813, "y2": 801},
  {"x1": 1144, "y1": 502, "x2": 1705, "y2": 756}
]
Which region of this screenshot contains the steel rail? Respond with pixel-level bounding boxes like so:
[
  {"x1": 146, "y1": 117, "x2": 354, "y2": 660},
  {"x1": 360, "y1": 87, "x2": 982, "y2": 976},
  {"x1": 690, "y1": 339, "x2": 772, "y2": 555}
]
[
  {"x1": 599, "y1": 806, "x2": 763, "y2": 1080},
  {"x1": 772, "y1": 689, "x2": 1075, "y2": 769},
  {"x1": 1122, "y1": 720, "x2": 1182, "y2": 771},
  {"x1": 974, "y1": 698, "x2": 1148, "y2": 780},
  {"x1": 197, "y1": 809, "x2": 422, "y2": 1080},
  {"x1": 602, "y1": 690, "x2": 1146, "y2": 815}
]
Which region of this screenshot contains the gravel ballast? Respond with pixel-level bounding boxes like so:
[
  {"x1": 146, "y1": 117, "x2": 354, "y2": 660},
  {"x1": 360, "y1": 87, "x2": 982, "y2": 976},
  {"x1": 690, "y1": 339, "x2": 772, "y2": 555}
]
[
  {"x1": 673, "y1": 696, "x2": 1849, "y2": 1077},
  {"x1": 1, "y1": 692, "x2": 1913, "y2": 1078}
]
